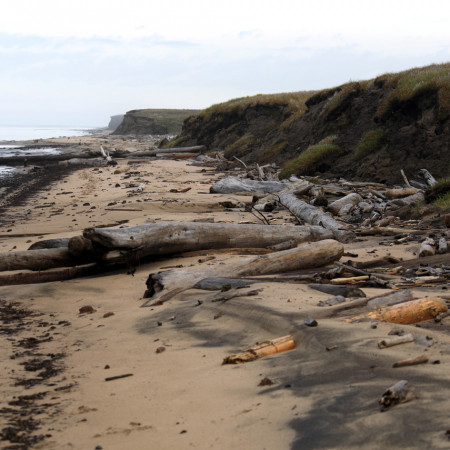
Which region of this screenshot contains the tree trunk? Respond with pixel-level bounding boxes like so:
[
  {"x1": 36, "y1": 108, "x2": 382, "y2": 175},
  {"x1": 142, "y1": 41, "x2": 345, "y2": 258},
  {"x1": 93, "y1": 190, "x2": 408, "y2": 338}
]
[
  {"x1": 142, "y1": 239, "x2": 344, "y2": 306},
  {"x1": 84, "y1": 222, "x2": 334, "y2": 259},
  {"x1": 278, "y1": 192, "x2": 353, "y2": 242}
]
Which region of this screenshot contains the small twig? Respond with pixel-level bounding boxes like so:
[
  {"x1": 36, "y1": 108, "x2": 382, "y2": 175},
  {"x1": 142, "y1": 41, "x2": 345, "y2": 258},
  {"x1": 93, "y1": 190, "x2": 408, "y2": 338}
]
[
  {"x1": 105, "y1": 373, "x2": 134, "y2": 382},
  {"x1": 233, "y1": 156, "x2": 247, "y2": 169},
  {"x1": 400, "y1": 169, "x2": 411, "y2": 188},
  {"x1": 246, "y1": 205, "x2": 270, "y2": 225}
]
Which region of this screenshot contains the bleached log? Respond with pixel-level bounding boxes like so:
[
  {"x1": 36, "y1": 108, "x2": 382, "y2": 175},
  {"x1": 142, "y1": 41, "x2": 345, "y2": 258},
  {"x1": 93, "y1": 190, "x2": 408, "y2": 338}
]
[
  {"x1": 0, "y1": 248, "x2": 82, "y2": 272},
  {"x1": 418, "y1": 169, "x2": 437, "y2": 187},
  {"x1": 387, "y1": 192, "x2": 424, "y2": 208},
  {"x1": 84, "y1": 222, "x2": 334, "y2": 260},
  {"x1": 419, "y1": 238, "x2": 435, "y2": 257},
  {"x1": 277, "y1": 192, "x2": 353, "y2": 242},
  {"x1": 210, "y1": 176, "x2": 287, "y2": 194},
  {"x1": 437, "y1": 237, "x2": 448, "y2": 254},
  {"x1": 142, "y1": 239, "x2": 344, "y2": 306},
  {"x1": 327, "y1": 193, "x2": 363, "y2": 215}
]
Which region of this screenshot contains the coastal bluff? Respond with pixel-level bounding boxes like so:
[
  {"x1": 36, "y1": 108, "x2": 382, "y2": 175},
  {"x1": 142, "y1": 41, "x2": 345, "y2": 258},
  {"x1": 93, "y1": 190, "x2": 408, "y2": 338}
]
[
  {"x1": 113, "y1": 108, "x2": 201, "y2": 135},
  {"x1": 170, "y1": 63, "x2": 450, "y2": 184}
]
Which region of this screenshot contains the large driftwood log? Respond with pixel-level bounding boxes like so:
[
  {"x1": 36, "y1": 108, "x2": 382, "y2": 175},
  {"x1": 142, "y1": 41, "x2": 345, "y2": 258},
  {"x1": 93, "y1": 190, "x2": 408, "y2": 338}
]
[
  {"x1": 277, "y1": 192, "x2": 353, "y2": 242},
  {"x1": 142, "y1": 239, "x2": 344, "y2": 306},
  {"x1": 130, "y1": 146, "x2": 205, "y2": 157},
  {"x1": 84, "y1": 222, "x2": 334, "y2": 259},
  {"x1": 0, "y1": 248, "x2": 82, "y2": 272},
  {"x1": 327, "y1": 193, "x2": 363, "y2": 215},
  {"x1": 210, "y1": 176, "x2": 288, "y2": 194}
]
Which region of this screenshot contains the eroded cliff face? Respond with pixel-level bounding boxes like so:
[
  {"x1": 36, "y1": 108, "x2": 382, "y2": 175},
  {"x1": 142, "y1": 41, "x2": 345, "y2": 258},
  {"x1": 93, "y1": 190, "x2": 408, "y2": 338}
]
[
  {"x1": 176, "y1": 64, "x2": 450, "y2": 184},
  {"x1": 113, "y1": 109, "x2": 201, "y2": 136}
]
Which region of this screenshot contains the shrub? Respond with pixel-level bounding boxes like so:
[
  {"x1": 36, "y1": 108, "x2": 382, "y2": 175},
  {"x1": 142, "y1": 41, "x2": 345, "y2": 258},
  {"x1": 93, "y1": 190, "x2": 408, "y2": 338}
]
[
  {"x1": 354, "y1": 129, "x2": 387, "y2": 159},
  {"x1": 263, "y1": 141, "x2": 288, "y2": 161},
  {"x1": 279, "y1": 138, "x2": 344, "y2": 178},
  {"x1": 425, "y1": 177, "x2": 450, "y2": 204},
  {"x1": 160, "y1": 135, "x2": 189, "y2": 149}
]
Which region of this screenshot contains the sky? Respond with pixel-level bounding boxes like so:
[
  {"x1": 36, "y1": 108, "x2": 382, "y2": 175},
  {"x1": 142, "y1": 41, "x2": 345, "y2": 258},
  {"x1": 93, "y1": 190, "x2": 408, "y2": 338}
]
[{"x1": 0, "y1": 0, "x2": 449, "y2": 127}]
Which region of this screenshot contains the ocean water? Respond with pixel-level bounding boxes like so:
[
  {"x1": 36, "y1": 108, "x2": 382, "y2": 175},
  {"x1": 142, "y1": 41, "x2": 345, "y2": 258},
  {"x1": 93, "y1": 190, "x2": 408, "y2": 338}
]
[
  {"x1": 0, "y1": 125, "x2": 95, "y2": 142},
  {"x1": 0, "y1": 125, "x2": 97, "y2": 180}
]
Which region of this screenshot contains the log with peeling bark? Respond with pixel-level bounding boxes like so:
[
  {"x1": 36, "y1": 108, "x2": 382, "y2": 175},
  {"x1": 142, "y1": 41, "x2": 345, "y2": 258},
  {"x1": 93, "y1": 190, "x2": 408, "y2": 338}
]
[
  {"x1": 142, "y1": 239, "x2": 344, "y2": 306},
  {"x1": 348, "y1": 296, "x2": 447, "y2": 324},
  {"x1": 277, "y1": 192, "x2": 353, "y2": 242},
  {"x1": 222, "y1": 335, "x2": 295, "y2": 364},
  {"x1": 84, "y1": 222, "x2": 334, "y2": 260}
]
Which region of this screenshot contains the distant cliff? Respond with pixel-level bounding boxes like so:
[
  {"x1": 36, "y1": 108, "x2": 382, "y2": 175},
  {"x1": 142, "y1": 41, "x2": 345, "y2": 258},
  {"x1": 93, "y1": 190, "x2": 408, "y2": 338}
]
[
  {"x1": 108, "y1": 115, "x2": 124, "y2": 131},
  {"x1": 113, "y1": 109, "x2": 201, "y2": 135},
  {"x1": 173, "y1": 63, "x2": 450, "y2": 184}
]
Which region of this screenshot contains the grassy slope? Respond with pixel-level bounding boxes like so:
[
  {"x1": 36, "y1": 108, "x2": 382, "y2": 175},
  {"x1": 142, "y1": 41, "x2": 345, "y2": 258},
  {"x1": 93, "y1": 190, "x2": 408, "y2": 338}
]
[{"x1": 176, "y1": 63, "x2": 450, "y2": 184}]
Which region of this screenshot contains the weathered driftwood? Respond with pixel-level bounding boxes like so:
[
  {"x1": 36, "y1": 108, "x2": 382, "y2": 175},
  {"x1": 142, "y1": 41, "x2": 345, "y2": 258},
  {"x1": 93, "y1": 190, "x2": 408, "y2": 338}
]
[
  {"x1": 392, "y1": 354, "x2": 428, "y2": 368},
  {"x1": 210, "y1": 288, "x2": 262, "y2": 303},
  {"x1": 387, "y1": 192, "x2": 424, "y2": 208},
  {"x1": 419, "y1": 238, "x2": 435, "y2": 257},
  {"x1": 379, "y1": 380, "x2": 413, "y2": 411},
  {"x1": 308, "y1": 284, "x2": 366, "y2": 298},
  {"x1": 222, "y1": 335, "x2": 295, "y2": 364},
  {"x1": 0, "y1": 248, "x2": 82, "y2": 272},
  {"x1": 418, "y1": 168, "x2": 437, "y2": 187},
  {"x1": 277, "y1": 192, "x2": 352, "y2": 242},
  {"x1": 28, "y1": 238, "x2": 70, "y2": 250},
  {"x1": 130, "y1": 146, "x2": 205, "y2": 157},
  {"x1": 142, "y1": 239, "x2": 344, "y2": 306},
  {"x1": 385, "y1": 187, "x2": 420, "y2": 198},
  {"x1": 84, "y1": 222, "x2": 334, "y2": 260},
  {"x1": 0, "y1": 264, "x2": 106, "y2": 286},
  {"x1": 378, "y1": 333, "x2": 414, "y2": 349},
  {"x1": 193, "y1": 277, "x2": 258, "y2": 291},
  {"x1": 327, "y1": 193, "x2": 363, "y2": 215},
  {"x1": 438, "y1": 237, "x2": 448, "y2": 254},
  {"x1": 318, "y1": 290, "x2": 415, "y2": 318},
  {"x1": 210, "y1": 176, "x2": 288, "y2": 194},
  {"x1": 349, "y1": 297, "x2": 447, "y2": 324}
]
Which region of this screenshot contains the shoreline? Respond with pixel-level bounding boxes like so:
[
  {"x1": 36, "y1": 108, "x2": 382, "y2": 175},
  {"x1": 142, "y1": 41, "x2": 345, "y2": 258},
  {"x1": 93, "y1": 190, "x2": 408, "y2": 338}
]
[{"x1": 0, "y1": 133, "x2": 449, "y2": 449}]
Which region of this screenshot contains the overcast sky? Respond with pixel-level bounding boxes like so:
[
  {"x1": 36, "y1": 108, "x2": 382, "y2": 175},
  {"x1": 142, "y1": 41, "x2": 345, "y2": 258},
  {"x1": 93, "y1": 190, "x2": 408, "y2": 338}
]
[{"x1": 1, "y1": 0, "x2": 449, "y2": 127}]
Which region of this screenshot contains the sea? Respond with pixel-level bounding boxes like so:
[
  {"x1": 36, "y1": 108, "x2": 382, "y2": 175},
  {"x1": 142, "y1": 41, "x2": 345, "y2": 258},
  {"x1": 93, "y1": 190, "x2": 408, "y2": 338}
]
[{"x1": 0, "y1": 125, "x2": 100, "y2": 179}]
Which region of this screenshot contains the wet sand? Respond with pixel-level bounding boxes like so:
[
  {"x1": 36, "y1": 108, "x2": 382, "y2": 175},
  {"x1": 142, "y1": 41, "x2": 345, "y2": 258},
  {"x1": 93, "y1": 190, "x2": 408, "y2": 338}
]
[{"x1": 0, "y1": 134, "x2": 449, "y2": 449}]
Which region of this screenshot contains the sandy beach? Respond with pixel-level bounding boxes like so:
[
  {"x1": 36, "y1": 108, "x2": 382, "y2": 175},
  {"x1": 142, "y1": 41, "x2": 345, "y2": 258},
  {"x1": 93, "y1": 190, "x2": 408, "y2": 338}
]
[{"x1": 0, "y1": 134, "x2": 449, "y2": 449}]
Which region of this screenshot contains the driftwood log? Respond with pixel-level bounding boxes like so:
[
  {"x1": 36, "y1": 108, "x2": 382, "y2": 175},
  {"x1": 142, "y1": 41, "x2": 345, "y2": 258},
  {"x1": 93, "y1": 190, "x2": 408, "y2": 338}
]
[
  {"x1": 379, "y1": 380, "x2": 413, "y2": 411},
  {"x1": 142, "y1": 239, "x2": 344, "y2": 306},
  {"x1": 0, "y1": 248, "x2": 83, "y2": 272},
  {"x1": 210, "y1": 176, "x2": 289, "y2": 194},
  {"x1": 277, "y1": 192, "x2": 353, "y2": 242},
  {"x1": 130, "y1": 146, "x2": 205, "y2": 157},
  {"x1": 84, "y1": 222, "x2": 334, "y2": 260}
]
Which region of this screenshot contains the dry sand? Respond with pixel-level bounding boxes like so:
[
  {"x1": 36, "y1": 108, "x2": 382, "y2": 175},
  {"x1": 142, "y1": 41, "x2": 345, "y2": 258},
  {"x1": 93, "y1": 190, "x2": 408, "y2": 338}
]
[{"x1": 0, "y1": 135, "x2": 449, "y2": 449}]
